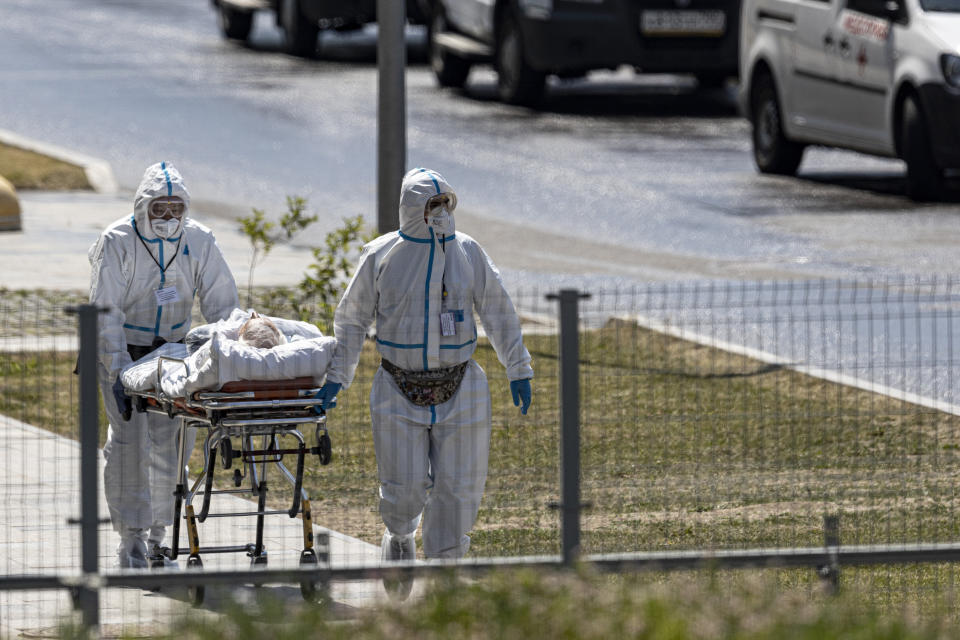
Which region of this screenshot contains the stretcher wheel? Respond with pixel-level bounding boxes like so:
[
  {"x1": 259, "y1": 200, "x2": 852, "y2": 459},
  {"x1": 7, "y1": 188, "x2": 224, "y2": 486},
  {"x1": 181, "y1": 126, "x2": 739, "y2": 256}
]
[
  {"x1": 219, "y1": 438, "x2": 233, "y2": 469},
  {"x1": 298, "y1": 548, "x2": 329, "y2": 604},
  {"x1": 317, "y1": 433, "x2": 332, "y2": 466},
  {"x1": 233, "y1": 468, "x2": 242, "y2": 487},
  {"x1": 186, "y1": 555, "x2": 205, "y2": 606},
  {"x1": 251, "y1": 553, "x2": 268, "y2": 567}
]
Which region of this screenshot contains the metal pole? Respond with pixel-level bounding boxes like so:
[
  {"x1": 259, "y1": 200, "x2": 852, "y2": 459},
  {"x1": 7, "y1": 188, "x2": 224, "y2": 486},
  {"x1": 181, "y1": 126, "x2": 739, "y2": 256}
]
[
  {"x1": 820, "y1": 514, "x2": 840, "y2": 594},
  {"x1": 68, "y1": 304, "x2": 104, "y2": 632},
  {"x1": 376, "y1": 0, "x2": 406, "y2": 234},
  {"x1": 547, "y1": 289, "x2": 590, "y2": 566}
]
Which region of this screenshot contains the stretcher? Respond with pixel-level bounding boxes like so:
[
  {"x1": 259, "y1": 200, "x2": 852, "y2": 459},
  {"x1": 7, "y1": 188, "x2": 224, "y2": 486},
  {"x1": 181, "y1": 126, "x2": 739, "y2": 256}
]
[{"x1": 128, "y1": 354, "x2": 333, "y2": 605}]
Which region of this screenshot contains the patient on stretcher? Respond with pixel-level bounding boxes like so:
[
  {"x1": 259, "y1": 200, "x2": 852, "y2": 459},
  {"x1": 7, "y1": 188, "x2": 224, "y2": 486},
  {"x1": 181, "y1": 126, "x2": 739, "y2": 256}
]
[
  {"x1": 119, "y1": 308, "x2": 336, "y2": 398},
  {"x1": 238, "y1": 312, "x2": 285, "y2": 349}
]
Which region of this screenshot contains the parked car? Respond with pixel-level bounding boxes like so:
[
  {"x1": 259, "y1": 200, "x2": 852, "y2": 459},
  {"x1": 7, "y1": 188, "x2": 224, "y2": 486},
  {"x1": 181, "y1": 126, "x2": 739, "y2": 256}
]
[
  {"x1": 212, "y1": 0, "x2": 426, "y2": 58},
  {"x1": 739, "y1": 0, "x2": 960, "y2": 199},
  {"x1": 426, "y1": 0, "x2": 742, "y2": 106}
]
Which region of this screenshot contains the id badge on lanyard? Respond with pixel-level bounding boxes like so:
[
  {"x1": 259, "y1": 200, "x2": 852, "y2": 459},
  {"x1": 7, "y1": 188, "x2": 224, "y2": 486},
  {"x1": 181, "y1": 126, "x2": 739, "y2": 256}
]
[
  {"x1": 155, "y1": 286, "x2": 180, "y2": 306},
  {"x1": 440, "y1": 312, "x2": 456, "y2": 336}
]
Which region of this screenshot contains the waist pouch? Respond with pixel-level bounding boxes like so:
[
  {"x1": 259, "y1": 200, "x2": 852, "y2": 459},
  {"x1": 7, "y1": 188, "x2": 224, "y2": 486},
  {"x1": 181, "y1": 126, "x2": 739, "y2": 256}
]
[{"x1": 381, "y1": 358, "x2": 468, "y2": 407}]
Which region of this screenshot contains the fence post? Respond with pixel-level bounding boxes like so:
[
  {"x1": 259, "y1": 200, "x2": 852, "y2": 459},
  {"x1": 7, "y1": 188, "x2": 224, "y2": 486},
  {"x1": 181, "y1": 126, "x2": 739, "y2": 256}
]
[
  {"x1": 819, "y1": 514, "x2": 840, "y2": 594},
  {"x1": 547, "y1": 289, "x2": 590, "y2": 566},
  {"x1": 67, "y1": 304, "x2": 104, "y2": 632}
]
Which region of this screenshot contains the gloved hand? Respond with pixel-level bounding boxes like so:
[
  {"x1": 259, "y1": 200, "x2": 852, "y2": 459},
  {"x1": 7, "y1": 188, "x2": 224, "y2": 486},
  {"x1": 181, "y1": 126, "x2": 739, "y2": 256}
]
[
  {"x1": 510, "y1": 379, "x2": 532, "y2": 416},
  {"x1": 313, "y1": 381, "x2": 342, "y2": 413},
  {"x1": 112, "y1": 376, "x2": 132, "y2": 421}
]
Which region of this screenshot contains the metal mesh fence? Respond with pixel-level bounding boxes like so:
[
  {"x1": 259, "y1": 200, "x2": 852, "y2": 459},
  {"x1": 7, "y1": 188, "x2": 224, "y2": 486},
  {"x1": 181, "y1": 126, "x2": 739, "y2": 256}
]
[{"x1": 2, "y1": 279, "x2": 960, "y2": 633}]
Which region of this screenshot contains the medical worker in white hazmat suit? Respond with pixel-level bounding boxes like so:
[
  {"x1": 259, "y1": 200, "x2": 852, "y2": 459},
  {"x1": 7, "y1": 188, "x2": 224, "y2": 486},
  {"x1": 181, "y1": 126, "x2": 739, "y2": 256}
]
[
  {"x1": 88, "y1": 161, "x2": 238, "y2": 568},
  {"x1": 319, "y1": 168, "x2": 533, "y2": 595}
]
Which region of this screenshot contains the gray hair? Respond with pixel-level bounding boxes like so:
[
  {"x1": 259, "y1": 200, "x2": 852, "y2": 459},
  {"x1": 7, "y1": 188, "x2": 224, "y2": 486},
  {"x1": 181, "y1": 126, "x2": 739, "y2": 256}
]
[{"x1": 238, "y1": 312, "x2": 284, "y2": 349}]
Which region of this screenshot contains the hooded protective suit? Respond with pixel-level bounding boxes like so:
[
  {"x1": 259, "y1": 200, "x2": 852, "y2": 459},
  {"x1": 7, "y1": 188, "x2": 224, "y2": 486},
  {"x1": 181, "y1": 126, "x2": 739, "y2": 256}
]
[
  {"x1": 89, "y1": 162, "x2": 237, "y2": 556},
  {"x1": 328, "y1": 168, "x2": 533, "y2": 559}
]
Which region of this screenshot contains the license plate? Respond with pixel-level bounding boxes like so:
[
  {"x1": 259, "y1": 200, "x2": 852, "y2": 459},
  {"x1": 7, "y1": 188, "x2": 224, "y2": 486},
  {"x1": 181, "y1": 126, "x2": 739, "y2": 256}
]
[{"x1": 640, "y1": 10, "x2": 726, "y2": 36}]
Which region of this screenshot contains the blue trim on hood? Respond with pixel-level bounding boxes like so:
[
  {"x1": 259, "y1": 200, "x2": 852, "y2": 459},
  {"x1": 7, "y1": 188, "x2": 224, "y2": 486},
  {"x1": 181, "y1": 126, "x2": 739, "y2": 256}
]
[
  {"x1": 417, "y1": 168, "x2": 441, "y2": 194},
  {"x1": 400, "y1": 230, "x2": 456, "y2": 243},
  {"x1": 161, "y1": 161, "x2": 173, "y2": 196}
]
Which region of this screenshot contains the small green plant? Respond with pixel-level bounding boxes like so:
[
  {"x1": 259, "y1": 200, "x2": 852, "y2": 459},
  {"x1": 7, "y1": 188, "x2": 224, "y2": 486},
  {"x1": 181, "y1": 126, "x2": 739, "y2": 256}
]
[
  {"x1": 238, "y1": 196, "x2": 318, "y2": 307},
  {"x1": 237, "y1": 197, "x2": 370, "y2": 332}
]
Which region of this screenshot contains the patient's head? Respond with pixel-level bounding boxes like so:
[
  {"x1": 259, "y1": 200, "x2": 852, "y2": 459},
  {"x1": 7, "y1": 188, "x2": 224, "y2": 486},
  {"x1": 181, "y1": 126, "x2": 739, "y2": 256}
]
[{"x1": 238, "y1": 312, "x2": 284, "y2": 349}]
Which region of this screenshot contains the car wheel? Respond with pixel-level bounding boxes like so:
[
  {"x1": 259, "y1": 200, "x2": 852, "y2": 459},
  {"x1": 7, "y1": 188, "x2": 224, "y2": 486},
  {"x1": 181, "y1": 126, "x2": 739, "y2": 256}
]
[
  {"x1": 218, "y1": 4, "x2": 253, "y2": 41},
  {"x1": 280, "y1": 0, "x2": 319, "y2": 58},
  {"x1": 901, "y1": 94, "x2": 943, "y2": 201},
  {"x1": 750, "y1": 72, "x2": 804, "y2": 175},
  {"x1": 496, "y1": 7, "x2": 545, "y2": 106},
  {"x1": 429, "y1": 8, "x2": 471, "y2": 89}
]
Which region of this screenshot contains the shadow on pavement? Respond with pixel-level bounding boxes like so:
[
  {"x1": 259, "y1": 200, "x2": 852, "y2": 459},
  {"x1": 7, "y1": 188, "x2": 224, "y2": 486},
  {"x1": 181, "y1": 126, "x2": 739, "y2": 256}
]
[
  {"x1": 148, "y1": 582, "x2": 361, "y2": 620},
  {"x1": 447, "y1": 78, "x2": 740, "y2": 118},
  {"x1": 798, "y1": 172, "x2": 960, "y2": 204}
]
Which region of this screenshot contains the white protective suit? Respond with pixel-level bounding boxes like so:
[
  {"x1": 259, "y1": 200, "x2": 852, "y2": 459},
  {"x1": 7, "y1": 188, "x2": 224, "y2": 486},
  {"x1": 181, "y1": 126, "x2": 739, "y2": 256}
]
[
  {"x1": 89, "y1": 162, "x2": 238, "y2": 545},
  {"x1": 328, "y1": 168, "x2": 533, "y2": 559}
]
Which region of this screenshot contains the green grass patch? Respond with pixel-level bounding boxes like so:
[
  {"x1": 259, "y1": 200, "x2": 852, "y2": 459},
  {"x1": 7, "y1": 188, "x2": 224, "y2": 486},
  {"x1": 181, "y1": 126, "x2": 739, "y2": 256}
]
[
  {"x1": 5, "y1": 317, "x2": 960, "y2": 563},
  {"x1": 0, "y1": 141, "x2": 91, "y2": 190},
  {"x1": 51, "y1": 568, "x2": 957, "y2": 639}
]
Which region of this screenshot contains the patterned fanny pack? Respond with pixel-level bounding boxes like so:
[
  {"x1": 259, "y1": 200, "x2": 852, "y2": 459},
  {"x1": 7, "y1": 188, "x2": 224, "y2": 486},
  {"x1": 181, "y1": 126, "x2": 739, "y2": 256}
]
[{"x1": 381, "y1": 358, "x2": 468, "y2": 407}]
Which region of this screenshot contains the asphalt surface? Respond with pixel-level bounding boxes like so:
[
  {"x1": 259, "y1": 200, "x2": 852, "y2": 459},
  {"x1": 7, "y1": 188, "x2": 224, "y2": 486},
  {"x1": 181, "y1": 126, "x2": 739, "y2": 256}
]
[
  {"x1": 1, "y1": 0, "x2": 959, "y2": 290},
  {"x1": 2, "y1": 0, "x2": 959, "y2": 405}
]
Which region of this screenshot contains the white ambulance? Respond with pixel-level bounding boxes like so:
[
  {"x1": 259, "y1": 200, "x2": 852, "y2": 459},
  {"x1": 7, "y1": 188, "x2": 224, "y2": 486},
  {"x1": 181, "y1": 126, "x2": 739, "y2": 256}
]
[{"x1": 738, "y1": 0, "x2": 960, "y2": 199}]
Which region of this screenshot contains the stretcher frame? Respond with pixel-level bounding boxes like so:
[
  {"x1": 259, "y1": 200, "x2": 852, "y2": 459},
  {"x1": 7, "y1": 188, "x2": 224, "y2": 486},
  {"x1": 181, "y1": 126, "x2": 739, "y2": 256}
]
[{"x1": 128, "y1": 356, "x2": 333, "y2": 604}]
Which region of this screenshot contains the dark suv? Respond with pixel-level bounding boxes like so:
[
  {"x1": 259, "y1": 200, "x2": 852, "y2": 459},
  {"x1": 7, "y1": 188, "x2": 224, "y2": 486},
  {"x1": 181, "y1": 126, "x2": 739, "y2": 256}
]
[
  {"x1": 212, "y1": 0, "x2": 426, "y2": 57},
  {"x1": 427, "y1": 0, "x2": 741, "y2": 105}
]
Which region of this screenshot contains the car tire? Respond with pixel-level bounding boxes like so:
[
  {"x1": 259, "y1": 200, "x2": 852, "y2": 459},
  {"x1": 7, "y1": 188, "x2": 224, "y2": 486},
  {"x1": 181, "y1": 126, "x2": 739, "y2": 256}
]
[
  {"x1": 750, "y1": 72, "x2": 804, "y2": 175},
  {"x1": 429, "y1": 9, "x2": 471, "y2": 89},
  {"x1": 496, "y1": 7, "x2": 545, "y2": 106},
  {"x1": 218, "y1": 4, "x2": 253, "y2": 41},
  {"x1": 280, "y1": 0, "x2": 319, "y2": 58},
  {"x1": 901, "y1": 95, "x2": 943, "y2": 202}
]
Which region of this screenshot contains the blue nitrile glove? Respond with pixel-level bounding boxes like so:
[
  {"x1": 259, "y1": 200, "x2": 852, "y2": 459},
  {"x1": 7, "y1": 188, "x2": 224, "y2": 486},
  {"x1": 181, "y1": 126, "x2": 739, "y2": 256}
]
[
  {"x1": 112, "y1": 376, "x2": 132, "y2": 421},
  {"x1": 314, "y1": 381, "x2": 342, "y2": 413},
  {"x1": 510, "y1": 379, "x2": 532, "y2": 416}
]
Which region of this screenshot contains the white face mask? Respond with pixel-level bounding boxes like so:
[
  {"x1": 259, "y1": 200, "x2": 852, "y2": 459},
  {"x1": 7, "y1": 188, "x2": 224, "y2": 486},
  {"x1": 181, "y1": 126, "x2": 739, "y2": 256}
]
[
  {"x1": 426, "y1": 208, "x2": 453, "y2": 235},
  {"x1": 151, "y1": 218, "x2": 181, "y2": 239}
]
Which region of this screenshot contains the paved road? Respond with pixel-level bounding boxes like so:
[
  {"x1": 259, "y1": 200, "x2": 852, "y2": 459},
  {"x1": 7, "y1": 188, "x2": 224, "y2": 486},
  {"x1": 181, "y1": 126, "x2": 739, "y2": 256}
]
[{"x1": 2, "y1": 0, "x2": 959, "y2": 289}]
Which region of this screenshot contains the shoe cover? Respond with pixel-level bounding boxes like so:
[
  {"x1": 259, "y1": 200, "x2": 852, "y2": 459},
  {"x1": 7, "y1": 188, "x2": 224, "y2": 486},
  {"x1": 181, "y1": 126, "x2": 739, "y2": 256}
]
[
  {"x1": 381, "y1": 529, "x2": 416, "y2": 561},
  {"x1": 381, "y1": 529, "x2": 415, "y2": 600},
  {"x1": 116, "y1": 528, "x2": 148, "y2": 569}
]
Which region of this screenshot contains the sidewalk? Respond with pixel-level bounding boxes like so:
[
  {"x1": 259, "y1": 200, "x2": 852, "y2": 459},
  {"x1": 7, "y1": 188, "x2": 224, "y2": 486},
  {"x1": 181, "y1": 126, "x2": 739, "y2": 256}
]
[
  {"x1": 0, "y1": 409, "x2": 390, "y2": 638},
  {"x1": 0, "y1": 190, "x2": 317, "y2": 291}
]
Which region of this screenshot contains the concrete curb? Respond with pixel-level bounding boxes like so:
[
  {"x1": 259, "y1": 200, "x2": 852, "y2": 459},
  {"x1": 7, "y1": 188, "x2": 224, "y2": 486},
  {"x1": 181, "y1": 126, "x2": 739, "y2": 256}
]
[
  {"x1": 0, "y1": 128, "x2": 118, "y2": 195},
  {"x1": 0, "y1": 174, "x2": 20, "y2": 231}
]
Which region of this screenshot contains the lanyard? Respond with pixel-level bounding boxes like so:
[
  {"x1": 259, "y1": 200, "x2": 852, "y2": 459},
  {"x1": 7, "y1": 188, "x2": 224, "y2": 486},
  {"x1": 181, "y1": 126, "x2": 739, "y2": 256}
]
[{"x1": 134, "y1": 222, "x2": 182, "y2": 274}]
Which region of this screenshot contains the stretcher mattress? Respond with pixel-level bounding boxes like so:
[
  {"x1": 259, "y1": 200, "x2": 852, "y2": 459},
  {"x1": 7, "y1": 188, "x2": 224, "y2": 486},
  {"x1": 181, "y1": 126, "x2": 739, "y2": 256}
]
[{"x1": 120, "y1": 310, "x2": 336, "y2": 398}]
